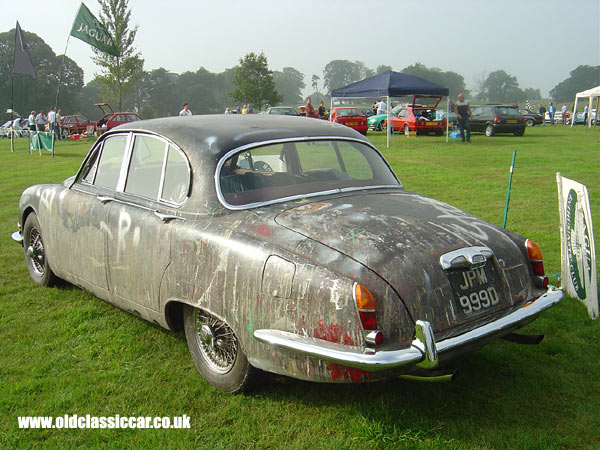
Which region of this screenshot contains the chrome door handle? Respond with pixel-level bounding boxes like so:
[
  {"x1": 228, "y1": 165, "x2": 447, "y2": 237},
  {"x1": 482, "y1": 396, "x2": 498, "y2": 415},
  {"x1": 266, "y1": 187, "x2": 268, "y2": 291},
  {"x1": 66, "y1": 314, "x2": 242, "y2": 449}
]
[
  {"x1": 97, "y1": 195, "x2": 114, "y2": 204},
  {"x1": 154, "y1": 211, "x2": 183, "y2": 223}
]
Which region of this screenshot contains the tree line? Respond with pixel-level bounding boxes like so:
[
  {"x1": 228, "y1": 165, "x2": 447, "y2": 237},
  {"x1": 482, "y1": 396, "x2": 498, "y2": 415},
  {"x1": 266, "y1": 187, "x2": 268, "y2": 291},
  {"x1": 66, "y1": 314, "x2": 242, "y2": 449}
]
[{"x1": 1, "y1": 27, "x2": 598, "y2": 122}]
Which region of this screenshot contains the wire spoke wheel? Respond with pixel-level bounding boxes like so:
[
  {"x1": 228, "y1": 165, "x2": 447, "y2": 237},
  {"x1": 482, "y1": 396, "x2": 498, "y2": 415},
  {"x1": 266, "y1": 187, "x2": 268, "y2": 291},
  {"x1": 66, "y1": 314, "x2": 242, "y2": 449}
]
[
  {"x1": 194, "y1": 309, "x2": 238, "y2": 374},
  {"x1": 27, "y1": 228, "x2": 46, "y2": 277}
]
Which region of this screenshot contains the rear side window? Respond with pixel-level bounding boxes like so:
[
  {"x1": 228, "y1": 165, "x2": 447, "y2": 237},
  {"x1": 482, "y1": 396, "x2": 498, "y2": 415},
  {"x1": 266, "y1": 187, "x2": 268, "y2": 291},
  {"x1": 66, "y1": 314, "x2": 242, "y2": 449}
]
[
  {"x1": 93, "y1": 135, "x2": 128, "y2": 189},
  {"x1": 161, "y1": 146, "x2": 190, "y2": 204}
]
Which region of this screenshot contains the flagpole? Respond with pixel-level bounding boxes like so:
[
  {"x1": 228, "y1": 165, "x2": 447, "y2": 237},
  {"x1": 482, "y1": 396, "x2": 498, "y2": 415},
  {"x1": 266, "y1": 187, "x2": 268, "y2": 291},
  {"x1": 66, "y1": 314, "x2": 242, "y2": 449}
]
[{"x1": 10, "y1": 75, "x2": 14, "y2": 153}]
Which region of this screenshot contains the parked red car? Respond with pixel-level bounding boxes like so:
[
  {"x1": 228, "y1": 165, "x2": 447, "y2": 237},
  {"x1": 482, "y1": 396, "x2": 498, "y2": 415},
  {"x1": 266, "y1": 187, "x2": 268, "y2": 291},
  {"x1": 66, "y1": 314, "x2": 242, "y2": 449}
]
[
  {"x1": 60, "y1": 114, "x2": 96, "y2": 136},
  {"x1": 330, "y1": 107, "x2": 368, "y2": 135},
  {"x1": 95, "y1": 103, "x2": 142, "y2": 131},
  {"x1": 384, "y1": 96, "x2": 446, "y2": 136}
]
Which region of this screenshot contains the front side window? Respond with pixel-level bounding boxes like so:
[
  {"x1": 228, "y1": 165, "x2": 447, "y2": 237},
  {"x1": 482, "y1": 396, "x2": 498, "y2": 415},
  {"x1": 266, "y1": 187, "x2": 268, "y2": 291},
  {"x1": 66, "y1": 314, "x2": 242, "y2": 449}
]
[
  {"x1": 93, "y1": 135, "x2": 128, "y2": 189},
  {"x1": 219, "y1": 139, "x2": 399, "y2": 208}
]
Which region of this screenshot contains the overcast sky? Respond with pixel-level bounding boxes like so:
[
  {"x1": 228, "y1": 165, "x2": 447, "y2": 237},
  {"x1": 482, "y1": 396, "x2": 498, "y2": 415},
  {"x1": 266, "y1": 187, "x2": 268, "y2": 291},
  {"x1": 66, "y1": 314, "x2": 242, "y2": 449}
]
[{"x1": 3, "y1": 0, "x2": 599, "y2": 97}]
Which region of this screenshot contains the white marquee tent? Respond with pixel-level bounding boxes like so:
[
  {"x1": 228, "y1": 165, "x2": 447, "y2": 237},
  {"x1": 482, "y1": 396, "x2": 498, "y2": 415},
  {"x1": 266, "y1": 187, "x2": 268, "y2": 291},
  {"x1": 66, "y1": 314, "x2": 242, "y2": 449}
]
[{"x1": 571, "y1": 85, "x2": 600, "y2": 128}]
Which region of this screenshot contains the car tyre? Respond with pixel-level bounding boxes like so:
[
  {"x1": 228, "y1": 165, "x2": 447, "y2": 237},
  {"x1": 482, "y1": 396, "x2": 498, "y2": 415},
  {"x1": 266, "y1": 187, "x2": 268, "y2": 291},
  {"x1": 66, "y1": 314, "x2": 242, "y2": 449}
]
[
  {"x1": 22, "y1": 213, "x2": 59, "y2": 286},
  {"x1": 183, "y1": 305, "x2": 256, "y2": 393},
  {"x1": 485, "y1": 124, "x2": 495, "y2": 137},
  {"x1": 526, "y1": 119, "x2": 534, "y2": 127}
]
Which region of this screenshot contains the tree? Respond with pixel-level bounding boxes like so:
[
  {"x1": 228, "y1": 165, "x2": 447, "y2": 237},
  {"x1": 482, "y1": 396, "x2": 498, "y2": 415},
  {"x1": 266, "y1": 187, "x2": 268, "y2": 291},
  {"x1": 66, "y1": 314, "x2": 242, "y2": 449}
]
[
  {"x1": 93, "y1": 0, "x2": 144, "y2": 111},
  {"x1": 311, "y1": 74, "x2": 320, "y2": 92},
  {"x1": 0, "y1": 29, "x2": 83, "y2": 115},
  {"x1": 483, "y1": 70, "x2": 525, "y2": 103},
  {"x1": 376, "y1": 64, "x2": 392, "y2": 74},
  {"x1": 473, "y1": 71, "x2": 488, "y2": 101},
  {"x1": 136, "y1": 68, "x2": 179, "y2": 118},
  {"x1": 523, "y1": 88, "x2": 541, "y2": 100},
  {"x1": 402, "y1": 62, "x2": 468, "y2": 98},
  {"x1": 229, "y1": 52, "x2": 281, "y2": 110},
  {"x1": 550, "y1": 65, "x2": 600, "y2": 101},
  {"x1": 273, "y1": 67, "x2": 305, "y2": 105},
  {"x1": 322, "y1": 60, "x2": 365, "y2": 92}
]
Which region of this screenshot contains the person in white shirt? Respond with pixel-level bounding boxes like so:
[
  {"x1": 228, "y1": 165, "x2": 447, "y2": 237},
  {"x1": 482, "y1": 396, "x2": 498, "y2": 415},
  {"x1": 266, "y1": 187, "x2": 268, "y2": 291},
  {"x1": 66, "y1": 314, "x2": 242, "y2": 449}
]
[
  {"x1": 583, "y1": 104, "x2": 589, "y2": 125},
  {"x1": 179, "y1": 103, "x2": 192, "y2": 116},
  {"x1": 28, "y1": 111, "x2": 36, "y2": 131},
  {"x1": 47, "y1": 107, "x2": 57, "y2": 137},
  {"x1": 561, "y1": 104, "x2": 568, "y2": 124},
  {"x1": 376, "y1": 99, "x2": 387, "y2": 115},
  {"x1": 35, "y1": 111, "x2": 48, "y2": 131}
]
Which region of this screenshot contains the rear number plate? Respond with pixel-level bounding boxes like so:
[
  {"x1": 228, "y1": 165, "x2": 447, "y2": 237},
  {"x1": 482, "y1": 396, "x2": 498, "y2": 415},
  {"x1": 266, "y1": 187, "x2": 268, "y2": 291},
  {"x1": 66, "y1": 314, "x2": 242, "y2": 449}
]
[
  {"x1": 507, "y1": 119, "x2": 517, "y2": 123},
  {"x1": 447, "y1": 263, "x2": 502, "y2": 315},
  {"x1": 346, "y1": 122, "x2": 358, "y2": 126}
]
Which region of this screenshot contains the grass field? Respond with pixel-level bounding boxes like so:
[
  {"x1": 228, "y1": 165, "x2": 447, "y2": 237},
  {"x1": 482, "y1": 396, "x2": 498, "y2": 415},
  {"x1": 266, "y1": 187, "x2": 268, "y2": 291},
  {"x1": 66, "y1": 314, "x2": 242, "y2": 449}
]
[{"x1": 1, "y1": 125, "x2": 598, "y2": 449}]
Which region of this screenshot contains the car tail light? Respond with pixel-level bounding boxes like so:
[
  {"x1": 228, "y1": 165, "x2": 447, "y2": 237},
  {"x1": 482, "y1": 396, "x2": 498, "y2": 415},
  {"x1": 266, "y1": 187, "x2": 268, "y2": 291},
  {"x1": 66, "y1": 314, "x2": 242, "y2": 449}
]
[
  {"x1": 354, "y1": 284, "x2": 378, "y2": 330},
  {"x1": 494, "y1": 116, "x2": 502, "y2": 123},
  {"x1": 526, "y1": 239, "x2": 548, "y2": 288},
  {"x1": 522, "y1": 118, "x2": 526, "y2": 123}
]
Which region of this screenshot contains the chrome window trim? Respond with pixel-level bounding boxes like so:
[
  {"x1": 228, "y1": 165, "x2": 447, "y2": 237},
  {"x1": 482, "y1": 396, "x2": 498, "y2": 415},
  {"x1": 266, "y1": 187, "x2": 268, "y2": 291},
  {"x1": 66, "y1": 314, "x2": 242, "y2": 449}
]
[
  {"x1": 214, "y1": 136, "x2": 402, "y2": 211},
  {"x1": 70, "y1": 129, "x2": 191, "y2": 208}
]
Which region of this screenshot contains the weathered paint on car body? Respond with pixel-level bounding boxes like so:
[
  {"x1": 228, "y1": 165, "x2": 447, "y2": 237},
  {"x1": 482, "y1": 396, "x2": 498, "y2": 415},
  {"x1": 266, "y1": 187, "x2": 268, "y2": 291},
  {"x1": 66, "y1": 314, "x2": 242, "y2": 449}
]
[{"x1": 13, "y1": 115, "x2": 562, "y2": 390}]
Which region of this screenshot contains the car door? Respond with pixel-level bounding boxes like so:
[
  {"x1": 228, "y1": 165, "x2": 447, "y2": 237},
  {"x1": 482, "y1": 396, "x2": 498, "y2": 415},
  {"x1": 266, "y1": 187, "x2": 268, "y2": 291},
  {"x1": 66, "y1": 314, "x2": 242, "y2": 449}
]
[
  {"x1": 470, "y1": 107, "x2": 487, "y2": 131},
  {"x1": 105, "y1": 133, "x2": 190, "y2": 312},
  {"x1": 56, "y1": 133, "x2": 132, "y2": 291}
]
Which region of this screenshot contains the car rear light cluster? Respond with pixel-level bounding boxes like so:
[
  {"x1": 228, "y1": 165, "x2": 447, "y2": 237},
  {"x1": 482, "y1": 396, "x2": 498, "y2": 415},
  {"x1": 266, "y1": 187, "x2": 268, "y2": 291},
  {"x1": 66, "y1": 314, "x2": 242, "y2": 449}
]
[
  {"x1": 353, "y1": 283, "x2": 384, "y2": 346},
  {"x1": 494, "y1": 116, "x2": 502, "y2": 123},
  {"x1": 526, "y1": 239, "x2": 549, "y2": 288},
  {"x1": 354, "y1": 284, "x2": 377, "y2": 329}
]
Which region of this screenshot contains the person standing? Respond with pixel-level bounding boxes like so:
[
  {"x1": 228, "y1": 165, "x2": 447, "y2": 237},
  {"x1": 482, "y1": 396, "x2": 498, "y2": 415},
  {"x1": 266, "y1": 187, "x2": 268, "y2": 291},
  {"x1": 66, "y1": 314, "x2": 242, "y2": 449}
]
[
  {"x1": 35, "y1": 110, "x2": 47, "y2": 132},
  {"x1": 318, "y1": 101, "x2": 327, "y2": 119},
  {"x1": 47, "y1": 107, "x2": 57, "y2": 138},
  {"x1": 583, "y1": 104, "x2": 589, "y2": 125},
  {"x1": 454, "y1": 93, "x2": 472, "y2": 142},
  {"x1": 538, "y1": 104, "x2": 546, "y2": 126},
  {"x1": 247, "y1": 104, "x2": 253, "y2": 114},
  {"x1": 305, "y1": 97, "x2": 317, "y2": 118},
  {"x1": 376, "y1": 99, "x2": 387, "y2": 115},
  {"x1": 28, "y1": 111, "x2": 36, "y2": 131},
  {"x1": 235, "y1": 104, "x2": 241, "y2": 114},
  {"x1": 55, "y1": 109, "x2": 63, "y2": 140},
  {"x1": 241, "y1": 104, "x2": 248, "y2": 115},
  {"x1": 548, "y1": 102, "x2": 555, "y2": 125},
  {"x1": 179, "y1": 103, "x2": 192, "y2": 116},
  {"x1": 561, "y1": 104, "x2": 568, "y2": 124}
]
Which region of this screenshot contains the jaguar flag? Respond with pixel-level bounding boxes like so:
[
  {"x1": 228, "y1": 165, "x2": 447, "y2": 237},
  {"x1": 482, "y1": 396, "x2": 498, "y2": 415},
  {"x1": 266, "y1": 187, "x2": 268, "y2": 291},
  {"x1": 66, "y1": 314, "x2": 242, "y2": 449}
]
[
  {"x1": 12, "y1": 21, "x2": 35, "y2": 77},
  {"x1": 557, "y1": 173, "x2": 598, "y2": 319},
  {"x1": 70, "y1": 3, "x2": 119, "y2": 56}
]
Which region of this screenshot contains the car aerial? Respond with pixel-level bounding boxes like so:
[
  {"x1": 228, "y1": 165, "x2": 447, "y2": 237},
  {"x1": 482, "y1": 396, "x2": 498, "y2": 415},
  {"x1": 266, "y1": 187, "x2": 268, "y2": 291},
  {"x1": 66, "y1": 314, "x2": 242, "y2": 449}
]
[
  {"x1": 330, "y1": 107, "x2": 368, "y2": 135},
  {"x1": 12, "y1": 114, "x2": 562, "y2": 393},
  {"x1": 95, "y1": 103, "x2": 142, "y2": 132},
  {"x1": 470, "y1": 105, "x2": 527, "y2": 136},
  {"x1": 60, "y1": 114, "x2": 96, "y2": 137},
  {"x1": 367, "y1": 104, "x2": 404, "y2": 131},
  {"x1": 264, "y1": 106, "x2": 300, "y2": 116},
  {"x1": 383, "y1": 96, "x2": 446, "y2": 136},
  {"x1": 518, "y1": 109, "x2": 543, "y2": 127}
]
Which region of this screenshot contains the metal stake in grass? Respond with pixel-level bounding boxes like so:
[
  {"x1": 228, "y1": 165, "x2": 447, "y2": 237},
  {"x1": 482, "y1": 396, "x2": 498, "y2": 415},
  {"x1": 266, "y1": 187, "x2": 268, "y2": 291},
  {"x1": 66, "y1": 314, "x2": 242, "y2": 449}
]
[{"x1": 502, "y1": 150, "x2": 517, "y2": 228}]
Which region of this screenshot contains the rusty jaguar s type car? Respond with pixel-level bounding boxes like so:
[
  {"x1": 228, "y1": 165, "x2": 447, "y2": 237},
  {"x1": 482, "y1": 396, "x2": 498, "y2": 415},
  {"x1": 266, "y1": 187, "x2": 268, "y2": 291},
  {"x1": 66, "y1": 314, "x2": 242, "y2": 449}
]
[{"x1": 12, "y1": 115, "x2": 562, "y2": 393}]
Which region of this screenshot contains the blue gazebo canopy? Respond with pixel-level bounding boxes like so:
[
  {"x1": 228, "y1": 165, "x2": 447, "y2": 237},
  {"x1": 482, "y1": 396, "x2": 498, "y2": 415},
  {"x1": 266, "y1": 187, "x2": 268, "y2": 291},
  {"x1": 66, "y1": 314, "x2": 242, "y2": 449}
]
[{"x1": 331, "y1": 70, "x2": 449, "y2": 98}]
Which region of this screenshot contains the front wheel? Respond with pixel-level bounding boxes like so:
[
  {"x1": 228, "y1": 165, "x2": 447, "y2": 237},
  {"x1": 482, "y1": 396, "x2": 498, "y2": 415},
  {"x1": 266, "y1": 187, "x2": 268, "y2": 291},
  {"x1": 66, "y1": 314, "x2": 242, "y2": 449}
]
[
  {"x1": 184, "y1": 305, "x2": 256, "y2": 393},
  {"x1": 485, "y1": 124, "x2": 495, "y2": 137},
  {"x1": 23, "y1": 213, "x2": 59, "y2": 286}
]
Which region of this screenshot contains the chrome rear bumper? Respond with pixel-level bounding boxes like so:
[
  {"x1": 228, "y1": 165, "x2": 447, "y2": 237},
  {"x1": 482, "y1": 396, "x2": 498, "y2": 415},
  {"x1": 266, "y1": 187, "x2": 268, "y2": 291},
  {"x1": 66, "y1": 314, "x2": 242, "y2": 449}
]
[{"x1": 254, "y1": 287, "x2": 563, "y2": 372}]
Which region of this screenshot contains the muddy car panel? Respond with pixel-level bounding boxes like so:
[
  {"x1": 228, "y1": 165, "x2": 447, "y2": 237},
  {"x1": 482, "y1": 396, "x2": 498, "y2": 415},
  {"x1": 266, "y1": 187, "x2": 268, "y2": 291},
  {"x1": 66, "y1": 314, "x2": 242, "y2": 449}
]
[{"x1": 13, "y1": 115, "x2": 562, "y2": 390}]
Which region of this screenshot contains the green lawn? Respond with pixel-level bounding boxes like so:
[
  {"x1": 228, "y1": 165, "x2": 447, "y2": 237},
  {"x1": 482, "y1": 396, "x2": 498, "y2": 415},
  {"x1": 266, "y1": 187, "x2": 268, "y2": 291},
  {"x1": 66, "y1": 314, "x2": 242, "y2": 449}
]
[{"x1": 1, "y1": 126, "x2": 599, "y2": 449}]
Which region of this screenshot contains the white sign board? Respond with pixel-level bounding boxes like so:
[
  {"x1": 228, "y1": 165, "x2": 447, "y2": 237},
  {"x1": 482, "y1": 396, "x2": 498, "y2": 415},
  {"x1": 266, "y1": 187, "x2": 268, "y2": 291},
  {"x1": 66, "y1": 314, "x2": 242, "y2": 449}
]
[{"x1": 557, "y1": 173, "x2": 598, "y2": 319}]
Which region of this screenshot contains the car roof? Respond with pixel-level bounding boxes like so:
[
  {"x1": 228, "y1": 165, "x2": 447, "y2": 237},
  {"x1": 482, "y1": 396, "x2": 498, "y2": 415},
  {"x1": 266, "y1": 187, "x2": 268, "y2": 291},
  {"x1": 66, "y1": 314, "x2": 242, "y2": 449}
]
[{"x1": 113, "y1": 114, "x2": 365, "y2": 160}]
